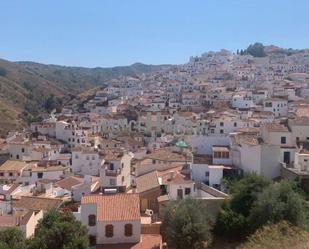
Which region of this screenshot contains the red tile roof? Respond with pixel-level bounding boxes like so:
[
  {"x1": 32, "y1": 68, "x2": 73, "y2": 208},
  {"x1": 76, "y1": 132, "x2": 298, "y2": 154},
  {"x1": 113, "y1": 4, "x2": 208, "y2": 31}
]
[
  {"x1": 81, "y1": 194, "x2": 140, "y2": 222},
  {"x1": 96, "y1": 234, "x2": 162, "y2": 249}
]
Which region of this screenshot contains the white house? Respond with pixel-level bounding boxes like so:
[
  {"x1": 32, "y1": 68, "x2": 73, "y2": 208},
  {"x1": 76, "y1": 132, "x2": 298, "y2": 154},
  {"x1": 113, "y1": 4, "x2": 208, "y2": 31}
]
[
  {"x1": 71, "y1": 147, "x2": 104, "y2": 176},
  {"x1": 76, "y1": 194, "x2": 141, "y2": 246},
  {"x1": 100, "y1": 150, "x2": 133, "y2": 191},
  {"x1": 263, "y1": 98, "x2": 288, "y2": 117}
]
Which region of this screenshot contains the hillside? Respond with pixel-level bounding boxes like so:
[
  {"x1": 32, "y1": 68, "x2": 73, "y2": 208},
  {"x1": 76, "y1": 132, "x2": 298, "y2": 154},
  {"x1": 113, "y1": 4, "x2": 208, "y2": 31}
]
[{"x1": 0, "y1": 59, "x2": 169, "y2": 136}]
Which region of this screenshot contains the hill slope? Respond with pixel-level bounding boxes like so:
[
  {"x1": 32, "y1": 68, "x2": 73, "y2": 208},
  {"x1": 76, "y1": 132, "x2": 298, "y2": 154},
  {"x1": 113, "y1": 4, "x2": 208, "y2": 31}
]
[{"x1": 0, "y1": 59, "x2": 168, "y2": 136}]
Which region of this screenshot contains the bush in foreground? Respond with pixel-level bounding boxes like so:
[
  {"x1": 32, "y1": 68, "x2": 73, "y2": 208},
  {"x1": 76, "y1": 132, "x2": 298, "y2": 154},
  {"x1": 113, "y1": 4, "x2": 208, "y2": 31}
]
[{"x1": 162, "y1": 198, "x2": 213, "y2": 249}]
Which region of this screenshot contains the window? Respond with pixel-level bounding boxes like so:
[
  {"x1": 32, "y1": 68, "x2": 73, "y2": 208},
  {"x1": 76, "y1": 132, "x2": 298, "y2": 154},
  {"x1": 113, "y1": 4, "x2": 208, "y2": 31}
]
[
  {"x1": 152, "y1": 159, "x2": 156, "y2": 164},
  {"x1": 16, "y1": 155, "x2": 19, "y2": 160},
  {"x1": 121, "y1": 163, "x2": 124, "y2": 168},
  {"x1": 220, "y1": 129, "x2": 224, "y2": 134},
  {"x1": 265, "y1": 102, "x2": 272, "y2": 107},
  {"x1": 110, "y1": 179, "x2": 116, "y2": 186},
  {"x1": 214, "y1": 151, "x2": 220, "y2": 158},
  {"x1": 105, "y1": 224, "x2": 114, "y2": 237},
  {"x1": 220, "y1": 122, "x2": 224, "y2": 127},
  {"x1": 222, "y1": 152, "x2": 229, "y2": 158},
  {"x1": 88, "y1": 215, "x2": 96, "y2": 226},
  {"x1": 21, "y1": 148, "x2": 25, "y2": 153},
  {"x1": 75, "y1": 154, "x2": 79, "y2": 159},
  {"x1": 0, "y1": 173, "x2": 3, "y2": 176},
  {"x1": 86, "y1": 156, "x2": 90, "y2": 160},
  {"x1": 124, "y1": 224, "x2": 133, "y2": 237},
  {"x1": 205, "y1": 171, "x2": 209, "y2": 177},
  {"x1": 234, "y1": 122, "x2": 237, "y2": 127},
  {"x1": 37, "y1": 172, "x2": 43, "y2": 179},
  {"x1": 9, "y1": 173, "x2": 13, "y2": 177},
  {"x1": 185, "y1": 188, "x2": 191, "y2": 195},
  {"x1": 281, "y1": 137, "x2": 286, "y2": 144}
]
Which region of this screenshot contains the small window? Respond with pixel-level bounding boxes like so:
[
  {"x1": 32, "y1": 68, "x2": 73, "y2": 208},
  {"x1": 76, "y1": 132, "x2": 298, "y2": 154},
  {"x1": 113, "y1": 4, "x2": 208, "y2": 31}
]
[
  {"x1": 152, "y1": 159, "x2": 156, "y2": 164},
  {"x1": 205, "y1": 171, "x2": 209, "y2": 177},
  {"x1": 0, "y1": 173, "x2": 3, "y2": 176},
  {"x1": 234, "y1": 122, "x2": 237, "y2": 127},
  {"x1": 16, "y1": 155, "x2": 20, "y2": 160},
  {"x1": 220, "y1": 122, "x2": 224, "y2": 127},
  {"x1": 281, "y1": 137, "x2": 286, "y2": 144},
  {"x1": 9, "y1": 172, "x2": 13, "y2": 177},
  {"x1": 220, "y1": 129, "x2": 224, "y2": 134},
  {"x1": 105, "y1": 224, "x2": 114, "y2": 237},
  {"x1": 88, "y1": 215, "x2": 96, "y2": 226},
  {"x1": 124, "y1": 224, "x2": 133, "y2": 237},
  {"x1": 21, "y1": 148, "x2": 25, "y2": 153},
  {"x1": 110, "y1": 179, "x2": 116, "y2": 186},
  {"x1": 185, "y1": 188, "x2": 191, "y2": 195}
]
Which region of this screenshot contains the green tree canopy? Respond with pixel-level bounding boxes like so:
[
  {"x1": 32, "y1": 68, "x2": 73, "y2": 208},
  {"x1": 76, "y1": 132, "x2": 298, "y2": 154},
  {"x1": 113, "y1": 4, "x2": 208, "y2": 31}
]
[
  {"x1": 0, "y1": 228, "x2": 27, "y2": 249},
  {"x1": 28, "y1": 209, "x2": 89, "y2": 249},
  {"x1": 248, "y1": 181, "x2": 308, "y2": 232},
  {"x1": 215, "y1": 173, "x2": 270, "y2": 237},
  {"x1": 227, "y1": 173, "x2": 271, "y2": 216},
  {"x1": 161, "y1": 198, "x2": 213, "y2": 249},
  {"x1": 244, "y1": 43, "x2": 267, "y2": 57}
]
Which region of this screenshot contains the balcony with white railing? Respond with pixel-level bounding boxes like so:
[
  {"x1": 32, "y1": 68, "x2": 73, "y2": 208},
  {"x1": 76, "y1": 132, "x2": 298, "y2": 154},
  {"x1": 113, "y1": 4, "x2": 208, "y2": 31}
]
[{"x1": 105, "y1": 168, "x2": 121, "y2": 177}]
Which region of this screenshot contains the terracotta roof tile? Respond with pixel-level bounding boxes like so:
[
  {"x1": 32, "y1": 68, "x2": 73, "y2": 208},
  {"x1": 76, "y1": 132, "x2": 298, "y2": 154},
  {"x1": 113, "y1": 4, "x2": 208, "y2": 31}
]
[
  {"x1": 81, "y1": 194, "x2": 140, "y2": 222},
  {"x1": 96, "y1": 234, "x2": 162, "y2": 249},
  {"x1": 136, "y1": 171, "x2": 160, "y2": 193},
  {"x1": 13, "y1": 196, "x2": 63, "y2": 211}
]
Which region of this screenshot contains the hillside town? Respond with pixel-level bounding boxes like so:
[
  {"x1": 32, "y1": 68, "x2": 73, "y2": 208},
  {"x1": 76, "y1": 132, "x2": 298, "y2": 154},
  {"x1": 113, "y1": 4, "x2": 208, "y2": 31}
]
[{"x1": 0, "y1": 46, "x2": 309, "y2": 248}]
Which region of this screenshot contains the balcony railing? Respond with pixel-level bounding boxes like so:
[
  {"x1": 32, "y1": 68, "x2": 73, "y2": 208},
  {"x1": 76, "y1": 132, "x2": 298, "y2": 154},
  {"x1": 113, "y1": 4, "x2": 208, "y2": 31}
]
[{"x1": 105, "y1": 169, "x2": 121, "y2": 177}]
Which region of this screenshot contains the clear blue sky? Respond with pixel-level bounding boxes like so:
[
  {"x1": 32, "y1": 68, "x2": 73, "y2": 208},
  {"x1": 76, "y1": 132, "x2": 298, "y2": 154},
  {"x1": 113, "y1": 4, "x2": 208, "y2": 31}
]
[{"x1": 1, "y1": 0, "x2": 308, "y2": 67}]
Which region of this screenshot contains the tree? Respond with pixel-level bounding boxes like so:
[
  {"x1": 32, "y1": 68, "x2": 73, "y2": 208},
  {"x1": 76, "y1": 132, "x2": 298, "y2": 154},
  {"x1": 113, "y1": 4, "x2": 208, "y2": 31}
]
[
  {"x1": 44, "y1": 94, "x2": 56, "y2": 112},
  {"x1": 237, "y1": 221, "x2": 309, "y2": 249},
  {"x1": 0, "y1": 228, "x2": 27, "y2": 249},
  {"x1": 28, "y1": 209, "x2": 89, "y2": 249},
  {"x1": 0, "y1": 67, "x2": 7, "y2": 77},
  {"x1": 214, "y1": 173, "x2": 270, "y2": 237},
  {"x1": 248, "y1": 181, "x2": 308, "y2": 232},
  {"x1": 228, "y1": 173, "x2": 271, "y2": 217},
  {"x1": 244, "y1": 43, "x2": 266, "y2": 57},
  {"x1": 161, "y1": 198, "x2": 213, "y2": 249}
]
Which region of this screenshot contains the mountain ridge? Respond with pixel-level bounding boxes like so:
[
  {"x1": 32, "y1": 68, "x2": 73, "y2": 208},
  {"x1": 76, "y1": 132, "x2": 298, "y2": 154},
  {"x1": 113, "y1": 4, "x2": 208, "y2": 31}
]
[{"x1": 0, "y1": 58, "x2": 170, "y2": 136}]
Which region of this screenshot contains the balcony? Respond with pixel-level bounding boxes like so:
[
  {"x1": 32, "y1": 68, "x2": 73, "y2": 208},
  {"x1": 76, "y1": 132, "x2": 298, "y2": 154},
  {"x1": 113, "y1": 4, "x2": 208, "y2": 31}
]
[{"x1": 105, "y1": 169, "x2": 121, "y2": 177}]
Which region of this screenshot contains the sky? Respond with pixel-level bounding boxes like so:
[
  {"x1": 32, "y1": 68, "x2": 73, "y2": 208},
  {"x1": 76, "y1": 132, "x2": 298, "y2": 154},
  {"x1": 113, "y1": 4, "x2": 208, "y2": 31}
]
[{"x1": 0, "y1": 0, "x2": 308, "y2": 67}]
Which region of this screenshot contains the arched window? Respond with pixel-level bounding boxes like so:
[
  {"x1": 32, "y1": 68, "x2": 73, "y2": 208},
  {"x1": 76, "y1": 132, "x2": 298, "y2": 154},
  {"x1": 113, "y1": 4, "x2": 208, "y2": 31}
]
[
  {"x1": 88, "y1": 214, "x2": 96, "y2": 226},
  {"x1": 124, "y1": 224, "x2": 133, "y2": 237},
  {"x1": 105, "y1": 224, "x2": 114, "y2": 237}
]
